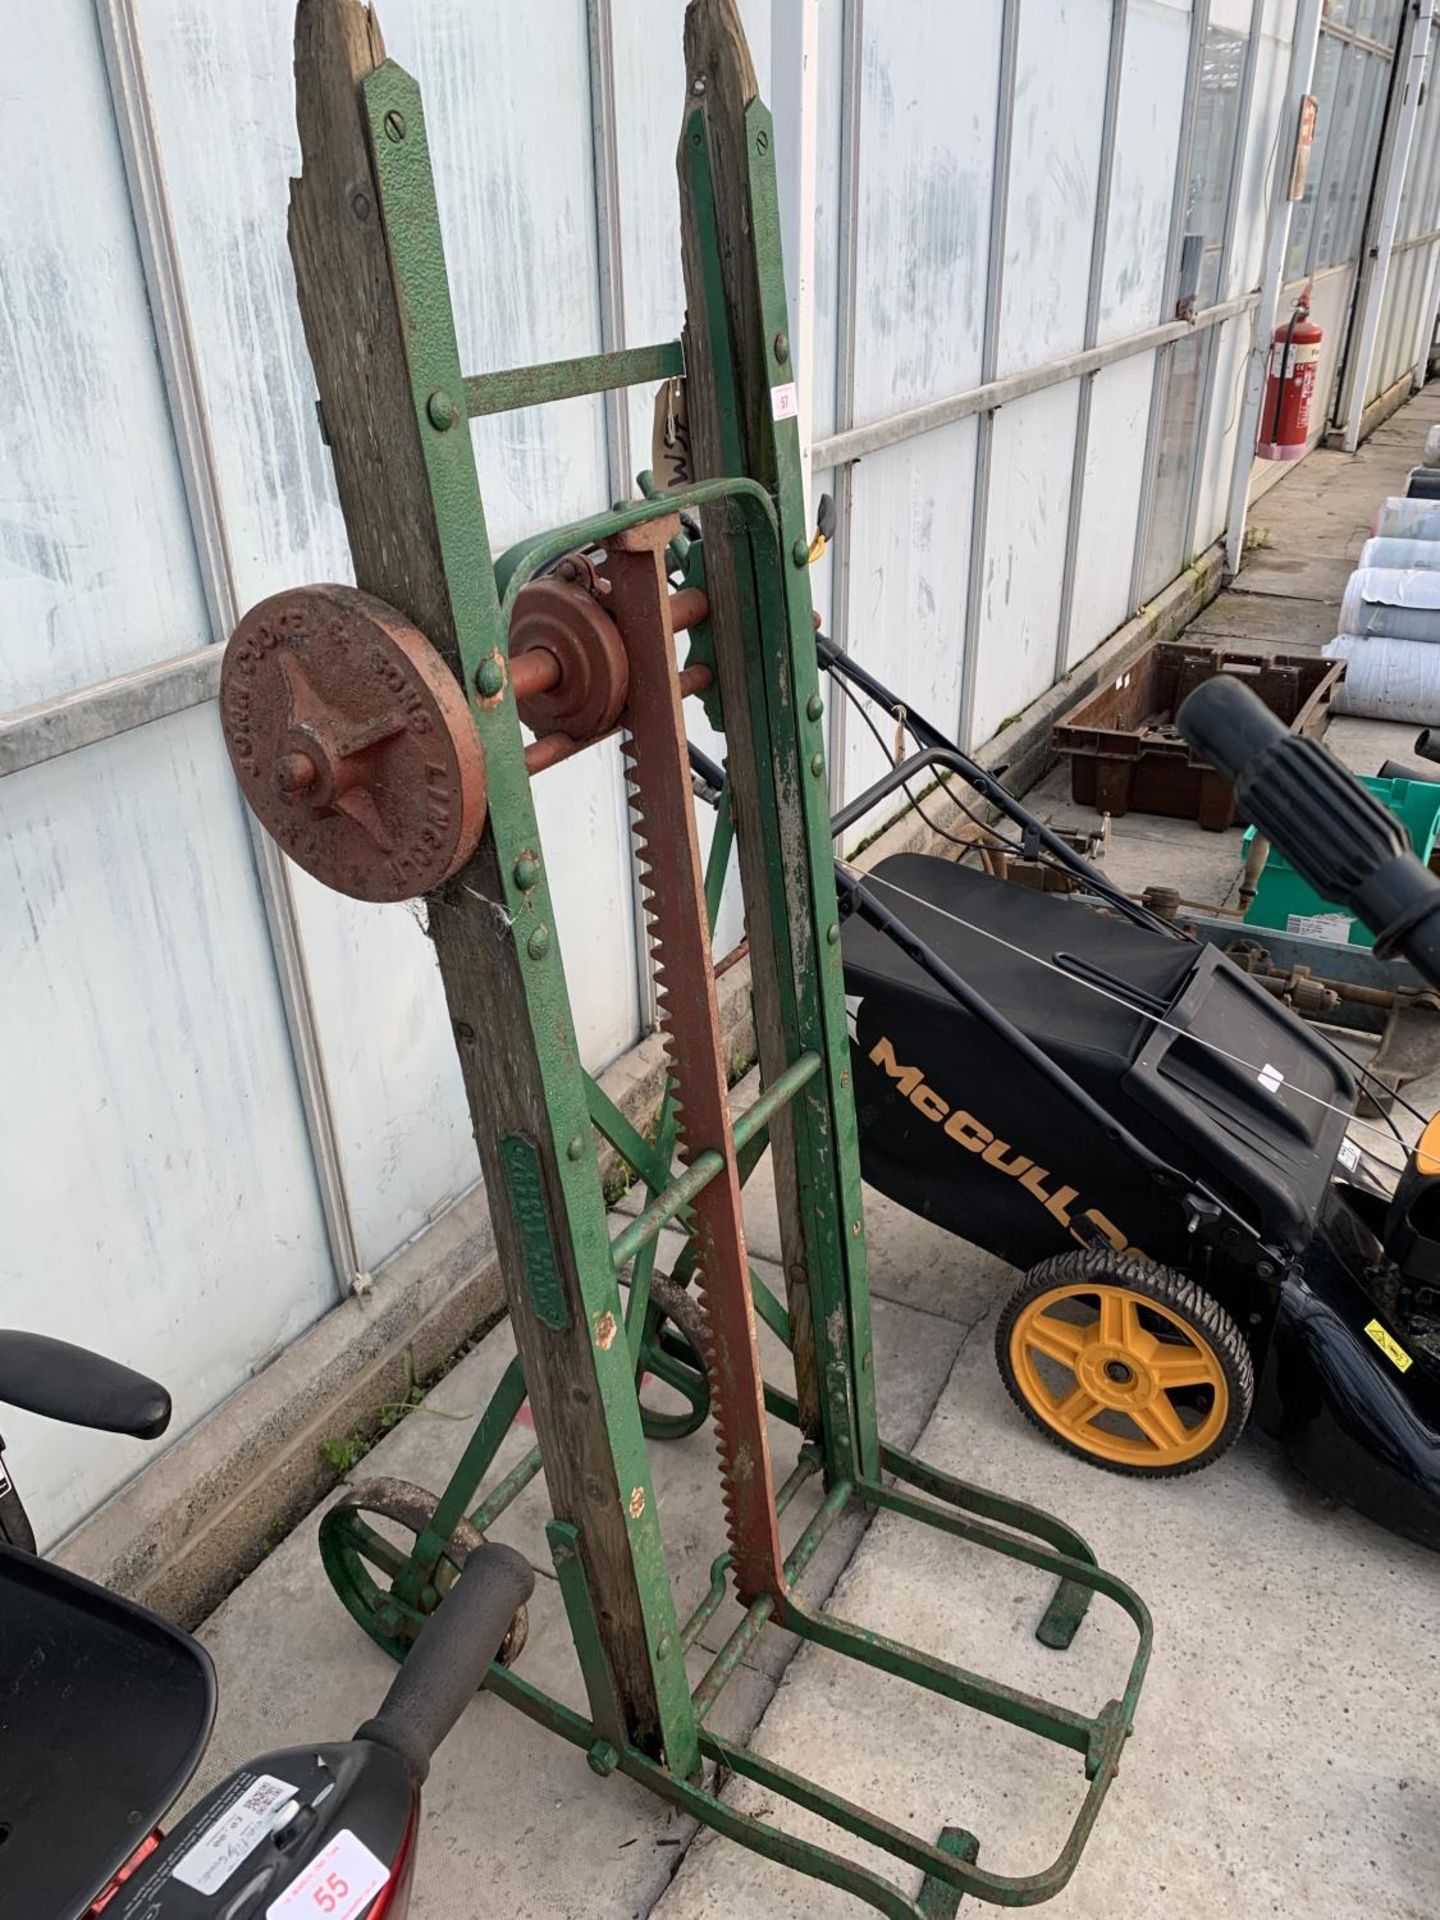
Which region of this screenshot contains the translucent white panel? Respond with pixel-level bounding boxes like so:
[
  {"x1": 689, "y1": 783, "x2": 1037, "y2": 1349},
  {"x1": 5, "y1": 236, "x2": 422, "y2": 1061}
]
[
  {"x1": 0, "y1": 0, "x2": 212, "y2": 711},
  {"x1": 838, "y1": 421, "x2": 977, "y2": 845},
  {"x1": 997, "y1": 0, "x2": 1110, "y2": 374},
  {"x1": 0, "y1": 707, "x2": 332, "y2": 1544},
  {"x1": 1191, "y1": 314, "x2": 1249, "y2": 553},
  {"x1": 971, "y1": 383, "x2": 1079, "y2": 745},
  {"x1": 612, "y1": 0, "x2": 688, "y2": 476},
  {"x1": 1099, "y1": 0, "x2": 1192, "y2": 342},
  {"x1": 137, "y1": 0, "x2": 642, "y2": 1266},
  {"x1": 1067, "y1": 351, "x2": 1155, "y2": 667},
  {"x1": 851, "y1": 1, "x2": 1005, "y2": 419},
  {"x1": 1228, "y1": 19, "x2": 1292, "y2": 300}
]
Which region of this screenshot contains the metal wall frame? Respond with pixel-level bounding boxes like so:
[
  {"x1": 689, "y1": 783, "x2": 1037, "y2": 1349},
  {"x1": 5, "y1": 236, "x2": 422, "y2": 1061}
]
[
  {"x1": 585, "y1": 0, "x2": 655, "y2": 1036},
  {"x1": 954, "y1": 0, "x2": 1021, "y2": 750},
  {"x1": 1225, "y1": 0, "x2": 1326, "y2": 575},
  {"x1": 824, "y1": 0, "x2": 865, "y2": 800},
  {"x1": 1129, "y1": 0, "x2": 1212, "y2": 616},
  {"x1": 1339, "y1": 0, "x2": 1437, "y2": 448},
  {"x1": 91, "y1": 0, "x2": 364, "y2": 1298},
  {"x1": 1178, "y1": 0, "x2": 1265, "y2": 571},
  {"x1": 1052, "y1": 0, "x2": 1129, "y2": 685}
]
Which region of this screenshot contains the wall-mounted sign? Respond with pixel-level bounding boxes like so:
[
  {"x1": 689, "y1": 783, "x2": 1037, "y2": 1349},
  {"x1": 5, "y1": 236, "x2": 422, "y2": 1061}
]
[{"x1": 1289, "y1": 94, "x2": 1319, "y2": 201}]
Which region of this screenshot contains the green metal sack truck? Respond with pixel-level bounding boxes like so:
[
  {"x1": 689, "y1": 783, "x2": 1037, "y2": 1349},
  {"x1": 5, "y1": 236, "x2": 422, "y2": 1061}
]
[{"x1": 215, "y1": 1, "x2": 1153, "y2": 1910}]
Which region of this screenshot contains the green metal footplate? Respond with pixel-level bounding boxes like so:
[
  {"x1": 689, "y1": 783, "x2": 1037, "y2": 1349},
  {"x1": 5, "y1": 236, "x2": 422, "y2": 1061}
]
[{"x1": 304, "y1": 17, "x2": 1153, "y2": 1916}]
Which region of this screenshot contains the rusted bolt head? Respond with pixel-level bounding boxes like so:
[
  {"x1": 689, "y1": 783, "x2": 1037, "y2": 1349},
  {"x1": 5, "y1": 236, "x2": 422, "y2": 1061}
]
[
  {"x1": 276, "y1": 750, "x2": 318, "y2": 796},
  {"x1": 595, "y1": 1311, "x2": 618, "y2": 1351},
  {"x1": 383, "y1": 109, "x2": 406, "y2": 141},
  {"x1": 628, "y1": 1486, "x2": 646, "y2": 1519}
]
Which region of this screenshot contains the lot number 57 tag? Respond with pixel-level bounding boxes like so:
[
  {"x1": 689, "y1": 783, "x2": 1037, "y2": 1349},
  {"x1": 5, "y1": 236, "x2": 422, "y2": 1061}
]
[{"x1": 267, "y1": 1829, "x2": 391, "y2": 1920}]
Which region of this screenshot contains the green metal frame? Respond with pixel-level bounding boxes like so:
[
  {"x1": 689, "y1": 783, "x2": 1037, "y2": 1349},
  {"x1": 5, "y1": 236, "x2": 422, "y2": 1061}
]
[{"x1": 312, "y1": 52, "x2": 1153, "y2": 1914}]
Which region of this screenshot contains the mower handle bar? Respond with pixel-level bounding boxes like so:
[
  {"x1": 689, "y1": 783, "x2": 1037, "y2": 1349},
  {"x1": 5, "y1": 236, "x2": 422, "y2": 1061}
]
[
  {"x1": 354, "y1": 1540, "x2": 535, "y2": 1783},
  {"x1": 1177, "y1": 675, "x2": 1440, "y2": 992}
]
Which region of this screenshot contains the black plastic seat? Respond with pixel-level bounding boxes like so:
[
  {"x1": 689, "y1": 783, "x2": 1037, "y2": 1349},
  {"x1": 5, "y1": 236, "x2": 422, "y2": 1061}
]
[{"x1": 0, "y1": 1542, "x2": 215, "y2": 1917}]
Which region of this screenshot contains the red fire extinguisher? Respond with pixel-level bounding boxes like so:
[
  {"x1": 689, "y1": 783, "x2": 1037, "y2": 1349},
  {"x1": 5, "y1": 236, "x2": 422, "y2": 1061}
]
[{"x1": 1257, "y1": 284, "x2": 1322, "y2": 461}]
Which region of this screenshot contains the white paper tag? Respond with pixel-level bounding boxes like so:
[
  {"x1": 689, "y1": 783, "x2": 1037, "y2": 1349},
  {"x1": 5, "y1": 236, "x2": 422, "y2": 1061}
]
[
  {"x1": 770, "y1": 380, "x2": 799, "y2": 420},
  {"x1": 267, "y1": 1830, "x2": 391, "y2": 1919},
  {"x1": 1338, "y1": 1137, "x2": 1361, "y2": 1171},
  {"x1": 1286, "y1": 911, "x2": 1353, "y2": 944},
  {"x1": 174, "y1": 1774, "x2": 297, "y2": 1895},
  {"x1": 1258, "y1": 1062, "x2": 1285, "y2": 1093}
]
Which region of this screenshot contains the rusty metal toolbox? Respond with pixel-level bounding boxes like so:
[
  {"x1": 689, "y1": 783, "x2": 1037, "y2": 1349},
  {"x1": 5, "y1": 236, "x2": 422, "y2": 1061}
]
[{"x1": 1055, "y1": 642, "x2": 1345, "y2": 831}]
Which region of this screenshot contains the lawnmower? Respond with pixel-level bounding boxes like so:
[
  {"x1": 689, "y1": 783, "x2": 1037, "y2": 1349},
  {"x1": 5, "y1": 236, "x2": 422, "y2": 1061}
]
[{"x1": 696, "y1": 635, "x2": 1440, "y2": 1551}]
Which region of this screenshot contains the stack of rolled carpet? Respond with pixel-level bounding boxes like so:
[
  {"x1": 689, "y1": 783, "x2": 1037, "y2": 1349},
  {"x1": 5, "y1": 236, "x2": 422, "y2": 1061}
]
[{"x1": 1325, "y1": 427, "x2": 1440, "y2": 722}]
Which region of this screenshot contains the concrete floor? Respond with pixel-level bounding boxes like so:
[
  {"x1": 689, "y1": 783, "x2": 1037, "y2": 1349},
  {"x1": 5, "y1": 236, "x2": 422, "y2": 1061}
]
[{"x1": 193, "y1": 398, "x2": 1440, "y2": 1918}]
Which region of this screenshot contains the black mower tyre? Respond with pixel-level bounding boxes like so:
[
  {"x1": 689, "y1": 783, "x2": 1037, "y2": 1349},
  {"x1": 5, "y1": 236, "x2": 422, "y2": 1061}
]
[{"x1": 995, "y1": 1249, "x2": 1254, "y2": 1478}]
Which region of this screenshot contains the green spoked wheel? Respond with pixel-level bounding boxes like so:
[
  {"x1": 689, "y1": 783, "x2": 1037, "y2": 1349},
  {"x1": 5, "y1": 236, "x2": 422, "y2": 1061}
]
[{"x1": 318, "y1": 1475, "x2": 530, "y2": 1667}]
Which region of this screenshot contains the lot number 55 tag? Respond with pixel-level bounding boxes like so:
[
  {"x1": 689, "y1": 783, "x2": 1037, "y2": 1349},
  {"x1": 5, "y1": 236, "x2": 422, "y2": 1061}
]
[{"x1": 267, "y1": 1829, "x2": 391, "y2": 1919}]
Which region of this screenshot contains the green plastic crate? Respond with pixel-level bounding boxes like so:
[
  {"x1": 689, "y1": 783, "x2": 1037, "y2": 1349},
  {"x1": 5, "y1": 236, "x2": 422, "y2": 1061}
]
[{"x1": 1242, "y1": 774, "x2": 1440, "y2": 947}]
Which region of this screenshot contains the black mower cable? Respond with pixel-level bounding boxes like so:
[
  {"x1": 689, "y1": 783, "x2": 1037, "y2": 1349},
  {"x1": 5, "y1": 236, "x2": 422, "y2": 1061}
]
[
  {"x1": 831, "y1": 672, "x2": 1008, "y2": 856},
  {"x1": 856, "y1": 866, "x2": 1413, "y2": 1155}
]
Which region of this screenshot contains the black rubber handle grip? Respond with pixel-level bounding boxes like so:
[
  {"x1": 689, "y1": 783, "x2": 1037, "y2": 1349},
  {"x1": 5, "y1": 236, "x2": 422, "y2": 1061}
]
[
  {"x1": 0, "y1": 1330, "x2": 170, "y2": 1439},
  {"x1": 1176, "y1": 675, "x2": 1440, "y2": 988},
  {"x1": 355, "y1": 1541, "x2": 534, "y2": 1781}
]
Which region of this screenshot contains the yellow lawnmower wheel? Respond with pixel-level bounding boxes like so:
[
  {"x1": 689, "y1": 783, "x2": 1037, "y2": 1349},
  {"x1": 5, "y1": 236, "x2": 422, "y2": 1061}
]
[{"x1": 995, "y1": 1249, "x2": 1254, "y2": 1477}]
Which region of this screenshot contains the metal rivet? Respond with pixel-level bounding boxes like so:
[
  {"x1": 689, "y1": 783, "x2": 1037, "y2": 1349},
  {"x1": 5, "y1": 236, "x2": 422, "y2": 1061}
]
[
  {"x1": 527, "y1": 925, "x2": 551, "y2": 960},
  {"x1": 793, "y1": 538, "x2": 811, "y2": 567},
  {"x1": 806, "y1": 693, "x2": 823, "y2": 722},
  {"x1": 514, "y1": 853, "x2": 541, "y2": 890},
  {"x1": 475, "y1": 656, "x2": 505, "y2": 698},
  {"x1": 383, "y1": 109, "x2": 406, "y2": 142},
  {"x1": 567, "y1": 1134, "x2": 586, "y2": 1161},
  {"x1": 427, "y1": 388, "x2": 458, "y2": 431},
  {"x1": 656, "y1": 1631, "x2": 674, "y2": 1660},
  {"x1": 809, "y1": 751, "x2": 825, "y2": 776},
  {"x1": 756, "y1": 127, "x2": 770, "y2": 153},
  {"x1": 826, "y1": 923, "x2": 840, "y2": 946},
  {"x1": 773, "y1": 330, "x2": 789, "y2": 363}
]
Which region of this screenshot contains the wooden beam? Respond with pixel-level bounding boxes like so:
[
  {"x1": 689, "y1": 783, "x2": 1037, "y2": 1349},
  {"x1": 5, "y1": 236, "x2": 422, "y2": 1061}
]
[
  {"x1": 676, "y1": 0, "x2": 820, "y2": 1435},
  {"x1": 287, "y1": 0, "x2": 670, "y2": 1751}
]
